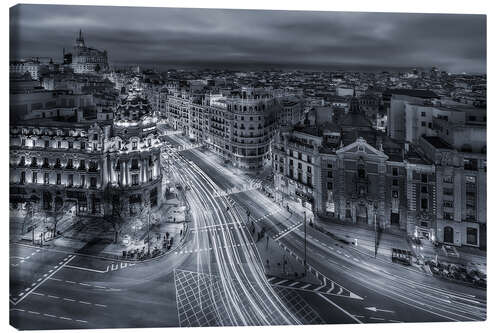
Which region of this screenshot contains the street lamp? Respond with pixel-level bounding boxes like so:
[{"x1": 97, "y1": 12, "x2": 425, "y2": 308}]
[
  {"x1": 373, "y1": 201, "x2": 378, "y2": 258},
  {"x1": 303, "y1": 211, "x2": 307, "y2": 276}
]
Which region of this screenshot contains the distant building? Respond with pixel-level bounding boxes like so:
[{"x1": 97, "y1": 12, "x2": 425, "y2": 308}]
[
  {"x1": 70, "y1": 30, "x2": 109, "y2": 74},
  {"x1": 10, "y1": 58, "x2": 48, "y2": 80},
  {"x1": 387, "y1": 89, "x2": 439, "y2": 141}
]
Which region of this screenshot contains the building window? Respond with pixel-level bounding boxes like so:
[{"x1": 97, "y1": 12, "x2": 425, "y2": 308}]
[
  {"x1": 358, "y1": 165, "x2": 366, "y2": 179},
  {"x1": 443, "y1": 175, "x2": 453, "y2": 183},
  {"x1": 132, "y1": 174, "x2": 139, "y2": 186},
  {"x1": 81, "y1": 142, "x2": 86, "y2": 150},
  {"x1": 68, "y1": 141, "x2": 73, "y2": 149},
  {"x1": 56, "y1": 173, "x2": 61, "y2": 185},
  {"x1": 31, "y1": 157, "x2": 37, "y2": 167},
  {"x1": 327, "y1": 171, "x2": 333, "y2": 178},
  {"x1": 466, "y1": 228, "x2": 478, "y2": 245},
  {"x1": 58, "y1": 141, "x2": 61, "y2": 148},
  {"x1": 421, "y1": 198, "x2": 428, "y2": 210},
  {"x1": 298, "y1": 162, "x2": 302, "y2": 170},
  {"x1": 327, "y1": 182, "x2": 333, "y2": 190},
  {"x1": 307, "y1": 166, "x2": 312, "y2": 173},
  {"x1": 421, "y1": 186, "x2": 428, "y2": 194},
  {"x1": 45, "y1": 140, "x2": 49, "y2": 148},
  {"x1": 443, "y1": 200, "x2": 453, "y2": 208},
  {"x1": 392, "y1": 179, "x2": 398, "y2": 186},
  {"x1": 66, "y1": 159, "x2": 73, "y2": 169},
  {"x1": 132, "y1": 159, "x2": 139, "y2": 170},
  {"x1": 421, "y1": 174, "x2": 428, "y2": 183},
  {"x1": 81, "y1": 175, "x2": 85, "y2": 187},
  {"x1": 392, "y1": 167, "x2": 398, "y2": 176},
  {"x1": 90, "y1": 177, "x2": 97, "y2": 188},
  {"x1": 68, "y1": 174, "x2": 73, "y2": 187},
  {"x1": 443, "y1": 212, "x2": 454, "y2": 220},
  {"x1": 19, "y1": 156, "x2": 25, "y2": 166},
  {"x1": 20, "y1": 171, "x2": 25, "y2": 185},
  {"x1": 44, "y1": 173, "x2": 49, "y2": 185},
  {"x1": 392, "y1": 190, "x2": 399, "y2": 198},
  {"x1": 421, "y1": 111, "x2": 426, "y2": 117},
  {"x1": 132, "y1": 141, "x2": 137, "y2": 150},
  {"x1": 32, "y1": 172, "x2": 38, "y2": 184}
]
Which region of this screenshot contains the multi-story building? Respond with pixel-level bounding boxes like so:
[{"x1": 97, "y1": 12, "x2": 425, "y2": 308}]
[
  {"x1": 278, "y1": 97, "x2": 303, "y2": 127},
  {"x1": 70, "y1": 30, "x2": 109, "y2": 74},
  {"x1": 273, "y1": 95, "x2": 437, "y2": 238},
  {"x1": 165, "y1": 86, "x2": 286, "y2": 170},
  {"x1": 418, "y1": 134, "x2": 486, "y2": 249},
  {"x1": 387, "y1": 89, "x2": 439, "y2": 141},
  {"x1": 9, "y1": 91, "x2": 162, "y2": 217},
  {"x1": 10, "y1": 58, "x2": 48, "y2": 80},
  {"x1": 206, "y1": 88, "x2": 282, "y2": 169}
]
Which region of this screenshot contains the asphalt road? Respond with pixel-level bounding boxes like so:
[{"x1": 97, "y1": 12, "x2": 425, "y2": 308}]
[
  {"x1": 9, "y1": 133, "x2": 486, "y2": 329},
  {"x1": 171, "y1": 135, "x2": 486, "y2": 325}
]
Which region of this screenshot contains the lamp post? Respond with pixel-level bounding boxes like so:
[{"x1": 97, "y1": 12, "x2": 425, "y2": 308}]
[
  {"x1": 373, "y1": 202, "x2": 378, "y2": 258},
  {"x1": 303, "y1": 211, "x2": 307, "y2": 276}
]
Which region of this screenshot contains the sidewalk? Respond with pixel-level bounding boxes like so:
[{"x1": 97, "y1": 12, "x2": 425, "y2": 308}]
[{"x1": 312, "y1": 216, "x2": 411, "y2": 261}]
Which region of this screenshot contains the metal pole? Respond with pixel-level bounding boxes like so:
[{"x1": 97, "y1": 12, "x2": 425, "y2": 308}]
[
  {"x1": 304, "y1": 211, "x2": 307, "y2": 276},
  {"x1": 147, "y1": 204, "x2": 151, "y2": 255},
  {"x1": 374, "y1": 208, "x2": 377, "y2": 258}
]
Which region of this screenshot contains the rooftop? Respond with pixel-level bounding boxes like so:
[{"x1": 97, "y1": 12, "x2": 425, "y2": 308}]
[{"x1": 422, "y1": 135, "x2": 453, "y2": 150}]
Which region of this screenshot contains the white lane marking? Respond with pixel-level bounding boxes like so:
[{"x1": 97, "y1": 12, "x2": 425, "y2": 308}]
[
  {"x1": 13, "y1": 255, "x2": 75, "y2": 306},
  {"x1": 64, "y1": 298, "x2": 76, "y2": 302},
  {"x1": 317, "y1": 293, "x2": 363, "y2": 323},
  {"x1": 65, "y1": 265, "x2": 108, "y2": 274}
]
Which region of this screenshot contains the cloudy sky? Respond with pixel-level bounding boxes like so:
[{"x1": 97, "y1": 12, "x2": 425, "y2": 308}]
[{"x1": 10, "y1": 4, "x2": 486, "y2": 73}]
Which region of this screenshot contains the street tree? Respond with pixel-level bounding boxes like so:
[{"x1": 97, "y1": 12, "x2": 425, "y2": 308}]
[
  {"x1": 103, "y1": 184, "x2": 128, "y2": 244},
  {"x1": 50, "y1": 203, "x2": 67, "y2": 238}
]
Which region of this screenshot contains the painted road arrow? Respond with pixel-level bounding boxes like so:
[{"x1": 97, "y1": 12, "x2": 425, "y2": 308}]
[{"x1": 365, "y1": 307, "x2": 395, "y2": 313}]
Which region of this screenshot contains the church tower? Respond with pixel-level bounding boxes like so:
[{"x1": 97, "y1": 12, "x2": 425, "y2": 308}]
[{"x1": 75, "y1": 29, "x2": 85, "y2": 47}]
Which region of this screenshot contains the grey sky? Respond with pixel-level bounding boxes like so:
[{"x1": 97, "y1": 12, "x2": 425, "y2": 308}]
[{"x1": 10, "y1": 4, "x2": 486, "y2": 73}]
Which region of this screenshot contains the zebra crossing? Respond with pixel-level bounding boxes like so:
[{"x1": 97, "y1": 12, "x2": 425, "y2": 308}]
[
  {"x1": 174, "y1": 242, "x2": 256, "y2": 255},
  {"x1": 272, "y1": 221, "x2": 303, "y2": 241},
  {"x1": 267, "y1": 275, "x2": 356, "y2": 298},
  {"x1": 274, "y1": 241, "x2": 363, "y2": 300},
  {"x1": 213, "y1": 183, "x2": 262, "y2": 198}
]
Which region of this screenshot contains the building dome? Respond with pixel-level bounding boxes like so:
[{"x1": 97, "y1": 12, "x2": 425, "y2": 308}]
[{"x1": 115, "y1": 94, "x2": 152, "y2": 122}]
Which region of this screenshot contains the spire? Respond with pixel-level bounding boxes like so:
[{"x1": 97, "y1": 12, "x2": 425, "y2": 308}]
[{"x1": 79, "y1": 29, "x2": 82, "y2": 40}]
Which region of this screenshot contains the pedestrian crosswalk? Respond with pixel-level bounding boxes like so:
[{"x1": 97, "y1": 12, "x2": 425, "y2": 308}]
[
  {"x1": 267, "y1": 275, "x2": 361, "y2": 299},
  {"x1": 272, "y1": 221, "x2": 303, "y2": 240},
  {"x1": 175, "y1": 242, "x2": 255, "y2": 255},
  {"x1": 274, "y1": 241, "x2": 363, "y2": 300}
]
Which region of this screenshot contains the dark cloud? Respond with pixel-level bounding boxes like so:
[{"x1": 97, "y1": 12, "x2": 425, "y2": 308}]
[{"x1": 10, "y1": 4, "x2": 486, "y2": 73}]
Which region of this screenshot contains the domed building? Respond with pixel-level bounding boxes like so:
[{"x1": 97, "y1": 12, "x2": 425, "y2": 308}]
[{"x1": 102, "y1": 91, "x2": 162, "y2": 215}]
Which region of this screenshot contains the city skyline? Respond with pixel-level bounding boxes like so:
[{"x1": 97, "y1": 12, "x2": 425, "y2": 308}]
[{"x1": 10, "y1": 4, "x2": 486, "y2": 74}]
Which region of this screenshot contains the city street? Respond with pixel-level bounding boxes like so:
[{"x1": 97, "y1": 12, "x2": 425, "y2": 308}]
[{"x1": 9, "y1": 133, "x2": 486, "y2": 329}]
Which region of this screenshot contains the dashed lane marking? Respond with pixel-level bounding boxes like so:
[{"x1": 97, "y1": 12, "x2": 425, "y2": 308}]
[
  {"x1": 11, "y1": 254, "x2": 75, "y2": 306},
  {"x1": 10, "y1": 308, "x2": 88, "y2": 325}
]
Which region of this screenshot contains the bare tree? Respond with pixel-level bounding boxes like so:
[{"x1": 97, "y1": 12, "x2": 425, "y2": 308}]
[
  {"x1": 102, "y1": 184, "x2": 128, "y2": 244},
  {"x1": 50, "y1": 204, "x2": 67, "y2": 238}
]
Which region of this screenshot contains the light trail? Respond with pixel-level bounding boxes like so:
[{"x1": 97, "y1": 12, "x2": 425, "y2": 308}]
[{"x1": 165, "y1": 147, "x2": 300, "y2": 326}]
